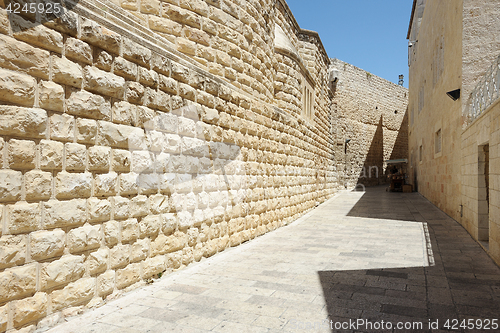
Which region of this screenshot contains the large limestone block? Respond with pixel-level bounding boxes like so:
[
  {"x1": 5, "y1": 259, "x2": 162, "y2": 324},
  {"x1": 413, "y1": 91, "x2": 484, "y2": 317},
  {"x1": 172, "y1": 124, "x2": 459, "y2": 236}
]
[
  {"x1": 112, "y1": 196, "x2": 130, "y2": 219},
  {"x1": 40, "y1": 81, "x2": 64, "y2": 112},
  {"x1": 52, "y1": 56, "x2": 83, "y2": 87},
  {"x1": 11, "y1": 13, "x2": 63, "y2": 52},
  {"x1": 121, "y1": 218, "x2": 139, "y2": 243},
  {"x1": 0, "y1": 235, "x2": 26, "y2": 269},
  {"x1": 12, "y1": 292, "x2": 48, "y2": 327},
  {"x1": 112, "y1": 149, "x2": 131, "y2": 172},
  {"x1": 55, "y1": 172, "x2": 92, "y2": 199},
  {"x1": 84, "y1": 66, "x2": 125, "y2": 98},
  {"x1": 103, "y1": 220, "x2": 119, "y2": 246},
  {"x1": 138, "y1": 215, "x2": 160, "y2": 238},
  {"x1": 65, "y1": 143, "x2": 86, "y2": 171},
  {"x1": 67, "y1": 90, "x2": 111, "y2": 120},
  {"x1": 40, "y1": 139, "x2": 64, "y2": 170},
  {"x1": 0, "y1": 106, "x2": 47, "y2": 138},
  {"x1": 8, "y1": 202, "x2": 40, "y2": 234},
  {"x1": 130, "y1": 238, "x2": 150, "y2": 262},
  {"x1": 76, "y1": 118, "x2": 97, "y2": 144},
  {"x1": 0, "y1": 263, "x2": 37, "y2": 303},
  {"x1": 97, "y1": 270, "x2": 115, "y2": 296},
  {"x1": 110, "y1": 244, "x2": 130, "y2": 269},
  {"x1": 43, "y1": 199, "x2": 87, "y2": 228},
  {"x1": 0, "y1": 169, "x2": 23, "y2": 202},
  {"x1": 112, "y1": 101, "x2": 136, "y2": 125},
  {"x1": 25, "y1": 170, "x2": 52, "y2": 200},
  {"x1": 122, "y1": 37, "x2": 151, "y2": 67},
  {"x1": 88, "y1": 146, "x2": 111, "y2": 171},
  {"x1": 87, "y1": 248, "x2": 108, "y2": 275},
  {"x1": 0, "y1": 68, "x2": 36, "y2": 106},
  {"x1": 116, "y1": 263, "x2": 140, "y2": 289},
  {"x1": 130, "y1": 195, "x2": 149, "y2": 217},
  {"x1": 0, "y1": 35, "x2": 49, "y2": 79},
  {"x1": 50, "y1": 277, "x2": 95, "y2": 311},
  {"x1": 30, "y1": 229, "x2": 65, "y2": 261},
  {"x1": 142, "y1": 255, "x2": 166, "y2": 278},
  {"x1": 88, "y1": 197, "x2": 111, "y2": 222},
  {"x1": 80, "y1": 18, "x2": 121, "y2": 54},
  {"x1": 68, "y1": 224, "x2": 101, "y2": 253},
  {"x1": 40, "y1": 255, "x2": 85, "y2": 290},
  {"x1": 65, "y1": 37, "x2": 92, "y2": 64},
  {"x1": 119, "y1": 172, "x2": 139, "y2": 195},
  {"x1": 98, "y1": 121, "x2": 146, "y2": 149},
  {"x1": 8, "y1": 139, "x2": 36, "y2": 169}
]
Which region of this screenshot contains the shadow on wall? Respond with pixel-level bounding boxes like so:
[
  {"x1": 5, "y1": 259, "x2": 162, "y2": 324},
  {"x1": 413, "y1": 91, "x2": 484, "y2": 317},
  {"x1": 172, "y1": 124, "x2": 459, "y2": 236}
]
[
  {"x1": 356, "y1": 109, "x2": 409, "y2": 187},
  {"x1": 356, "y1": 116, "x2": 384, "y2": 186}
]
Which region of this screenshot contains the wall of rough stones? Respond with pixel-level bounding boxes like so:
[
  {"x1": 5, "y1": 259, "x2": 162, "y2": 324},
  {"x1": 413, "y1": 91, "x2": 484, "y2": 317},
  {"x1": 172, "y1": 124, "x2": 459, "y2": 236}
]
[
  {"x1": 330, "y1": 59, "x2": 409, "y2": 188},
  {"x1": 0, "y1": 0, "x2": 342, "y2": 331}
]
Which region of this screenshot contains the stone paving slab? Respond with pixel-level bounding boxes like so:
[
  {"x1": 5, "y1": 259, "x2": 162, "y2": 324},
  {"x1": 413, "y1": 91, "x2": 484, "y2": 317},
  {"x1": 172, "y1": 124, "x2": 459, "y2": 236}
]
[{"x1": 45, "y1": 187, "x2": 500, "y2": 333}]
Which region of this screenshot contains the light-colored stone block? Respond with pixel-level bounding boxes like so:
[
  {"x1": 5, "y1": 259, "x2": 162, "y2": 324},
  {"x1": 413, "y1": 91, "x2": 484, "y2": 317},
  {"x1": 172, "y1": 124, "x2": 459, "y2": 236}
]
[
  {"x1": 30, "y1": 229, "x2": 65, "y2": 261},
  {"x1": 40, "y1": 255, "x2": 85, "y2": 290},
  {"x1": 0, "y1": 235, "x2": 26, "y2": 269},
  {"x1": 68, "y1": 224, "x2": 101, "y2": 253},
  {"x1": 8, "y1": 202, "x2": 40, "y2": 234}
]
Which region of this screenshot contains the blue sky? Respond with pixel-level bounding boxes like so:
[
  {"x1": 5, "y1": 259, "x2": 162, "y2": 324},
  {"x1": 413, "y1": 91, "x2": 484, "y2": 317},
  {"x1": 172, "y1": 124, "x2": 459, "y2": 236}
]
[{"x1": 285, "y1": 0, "x2": 412, "y2": 88}]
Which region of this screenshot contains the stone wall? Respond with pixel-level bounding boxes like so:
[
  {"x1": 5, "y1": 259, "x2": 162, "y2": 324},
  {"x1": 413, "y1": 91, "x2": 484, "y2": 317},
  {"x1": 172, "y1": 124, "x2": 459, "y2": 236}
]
[
  {"x1": 0, "y1": 0, "x2": 346, "y2": 330},
  {"x1": 330, "y1": 59, "x2": 408, "y2": 188}
]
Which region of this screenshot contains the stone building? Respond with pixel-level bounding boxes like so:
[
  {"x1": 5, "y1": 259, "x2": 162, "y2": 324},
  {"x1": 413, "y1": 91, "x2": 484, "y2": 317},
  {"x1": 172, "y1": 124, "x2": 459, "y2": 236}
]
[
  {"x1": 0, "y1": 0, "x2": 407, "y2": 330},
  {"x1": 407, "y1": 0, "x2": 500, "y2": 264}
]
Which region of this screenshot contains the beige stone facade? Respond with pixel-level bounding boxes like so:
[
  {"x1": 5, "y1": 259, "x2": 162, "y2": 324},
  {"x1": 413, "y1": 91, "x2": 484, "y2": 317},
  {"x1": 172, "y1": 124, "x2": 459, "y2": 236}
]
[
  {"x1": 407, "y1": 0, "x2": 500, "y2": 265},
  {"x1": 0, "y1": 0, "x2": 408, "y2": 330}
]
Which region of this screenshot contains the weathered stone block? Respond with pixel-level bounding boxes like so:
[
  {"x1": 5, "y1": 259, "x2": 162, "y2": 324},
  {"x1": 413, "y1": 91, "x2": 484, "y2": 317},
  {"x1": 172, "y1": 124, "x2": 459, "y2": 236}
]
[
  {"x1": 0, "y1": 170, "x2": 22, "y2": 202},
  {"x1": 0, "y1": 303, "x2": 6, "y2": 332},
  {"x1": 8, "y1": 202, "x2": 40, "y2": 234},
  {"x1": 39, "y1": 81, "x2": 64, "y2": 112},
  {"x1": 95, "y1": 49, "x2": 113, "y2": 71},
  {"x1": 65, "y1": 37, "x2": 92, "y2": 64},
  {"x1": 30, "y1": 229, "x2": 65, "y2": 261},
  {"x1": 12, "y1": 292, "x2": 48, "y2": 327},
  {"x1": 0, "y1": 235, "x2": 26, "y2": 269},
  {"x1": 51, "y1": 277, "x2": 95, "y2": 311},
  {"x1": 140, "y1": 0, "x2": 160, "y2": 14},
  {"x1": 151, "y1": 53, "x2": 171, "y2": 76},
  {"x1": 0, "y1": 35, "x2": 49, "y2": 79},
  {"x1": 112, "y1": 196, "x2": 129, "y2": 220},
  {"x1": 0, "y1": 68, "x2": 36, "y2": 106},
  {"x1": 142, "y1": 255, "x2": 165, "y2": 278},
  {"x1": 121, "y1": 218, "x2": 139, "y2": 243},
  {"x1": 130, "y1": 195, "x2": 149, "y2": 217},
  {"x1": 95, "y1": 172, "x2": 118, "y2": 196},
  {"x1": 110, "y1": 244, "x2": 130, "y2": 268},
  {"x1": 84, "y1": 66, "x2": 125, "y2": 98},
  {"x1": 112, "y1": 101, "x2": 136, "y2": 125},
  {"x1": 68, "y1": 224, "x2": 101, "y2": 253},
  {"x1": 52, "y1": 55, "x2": 83, "y2": 88},
  {"x1": 0, "y1": 263, "x2": 37, "y2": 303},
  {"x1": 150, "y1": 194, "x2": 170, "y2": 214},
  {"x1": 88, "y1": 197, "x2": 111, "y2": 222},
  {"x1": 67, "y1": 90, "x2": 111, "y2": 120},
  {"x1": 103, "y1": 220, "x2": 119, "y2": 246},
  {"x1": 119, "y1": 172, "x2": 139, "y2": 195},
  {"x1": 55, "y1": 172, "x2": 92, "y2": 199},
  {"x1": 0, "y1": 106, "x2": 47, "y2": 138},
  {"x1": 88, "y1": 146, "x2": 111, "y2": 171},
  {"x1": 40, "y1": 139, "x2": 64, "y2": 170},
  {"x1": 97, "y1": 270, "x2": 115, "y2": 296},
  {"x1": 138, "y1": 67, "x2": 158, "y2": 87},
  {"x1": 25, "y1": 170, "x2": 52, "y2": 200},
  {"x1": 116, "y1": 263, "x2": 140, "y2": 289},
  {"x1": 123, "y1": 37, "x2": 151, "y2": 67},
  {"x1": 44, "y1": 199, "x2": 87, "y2": 228},
  {"x1": 65, "y1": 143, "x2": 86, "y2": 171},
  {"x1": 13, "y1": 12, "x2": 62, "y2": 49},
  {"x1": 51, "y1": 116, "x2": 75, "y2": 145},
  {"x1": 112, "y1": 149, "x2": 131, "y2": 173},
  {"x1": 80, "y1": 18, "x2": 121, "y2": 54},
  {"x1": 98, "y1": 121, "x2": 145, "y2": 149},
  {"x1": 138, "y1": 215, "x2": 160, "y2": 238},
  {"x1": 40, "y1": 255, "x2": 85, "y2": 290},
  {"x1": 131, "y1": 238, "x2": 150, "y2": 262},
  {"x1": 87, "y1": 248, "x2": 108, "y2": 275},
  {"x1": 7, "y1": 139, "x2": 36, "y2": 169},
  {"x1": 76, "y1": 118, "x2": 97, "y2": 144}
]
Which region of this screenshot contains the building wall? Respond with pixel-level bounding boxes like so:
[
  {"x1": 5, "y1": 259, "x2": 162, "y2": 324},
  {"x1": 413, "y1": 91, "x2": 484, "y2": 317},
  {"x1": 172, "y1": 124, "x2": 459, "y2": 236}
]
[
  {"x1": 0, "y1": 0, "x2": 342, "y2": 330},
  {"x1": 407, "y1": 0, "x2": 463, "y2": 220},
  {"x1": 331, "y1": 59, "x2": 408, "y2": 188},
  {"x1": 408, "y1": 0, "x2": 500, "y2": 265}
]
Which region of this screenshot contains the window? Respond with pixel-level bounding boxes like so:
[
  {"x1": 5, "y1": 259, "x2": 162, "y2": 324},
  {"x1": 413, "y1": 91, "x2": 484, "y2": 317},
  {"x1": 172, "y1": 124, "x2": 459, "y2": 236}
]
[
  {"x1": 419, "y1": 145, "x2": 423, "y2": 162},
  {"x1": 435, "y1": 129, "x2": 442, "y2": 154},
  {"x1": 433, "y1": 37, "x2": 444, "y2": 87},
  {"x1": 302, "y1": 79, "x2": 314, "y2": 120}
]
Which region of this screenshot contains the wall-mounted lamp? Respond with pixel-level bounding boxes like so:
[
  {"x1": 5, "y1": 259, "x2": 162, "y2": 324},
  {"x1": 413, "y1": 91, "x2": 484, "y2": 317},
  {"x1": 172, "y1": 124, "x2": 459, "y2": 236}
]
[
  {"x1": 408, "y1": 40, "x2": 418, "y2": 47},
  {"x1": 446, "y1": 89, "x2": 460, "y2": 101}
]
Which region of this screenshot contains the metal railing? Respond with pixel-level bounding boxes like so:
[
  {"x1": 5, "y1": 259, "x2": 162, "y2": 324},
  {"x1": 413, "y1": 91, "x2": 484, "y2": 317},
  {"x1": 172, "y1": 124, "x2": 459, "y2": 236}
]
[{"x1": 464, "y1": 54, "x2": 500, "y2": 127}]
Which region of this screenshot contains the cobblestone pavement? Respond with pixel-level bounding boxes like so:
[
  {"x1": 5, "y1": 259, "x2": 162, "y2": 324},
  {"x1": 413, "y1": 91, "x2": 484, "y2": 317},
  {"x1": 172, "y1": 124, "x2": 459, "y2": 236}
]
[{"x1": 46, "y1": 187, "x2": 500, "y2": 333}]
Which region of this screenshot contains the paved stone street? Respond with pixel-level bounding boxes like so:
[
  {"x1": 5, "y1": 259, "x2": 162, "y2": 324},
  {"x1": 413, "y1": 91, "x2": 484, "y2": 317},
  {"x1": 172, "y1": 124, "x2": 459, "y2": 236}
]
[{"x1": 46, "y1": 187, "x2": 500, "y2": 333}]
